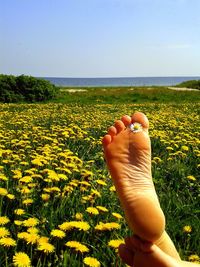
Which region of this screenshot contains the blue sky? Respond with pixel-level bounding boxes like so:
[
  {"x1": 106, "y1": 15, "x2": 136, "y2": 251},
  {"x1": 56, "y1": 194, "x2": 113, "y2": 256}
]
[{"x1": 1, "y1": 0, "x2": 200, "y2": 77}]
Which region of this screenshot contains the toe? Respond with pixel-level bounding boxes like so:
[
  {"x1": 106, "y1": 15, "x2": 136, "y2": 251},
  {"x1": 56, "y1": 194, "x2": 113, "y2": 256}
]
[
  {"x1": 114, "y1": 120, "x2": 125, "y2": 133},
  {"x1": 108, "y1": 126, "x2": 117, "y2": 136},
  {"x1": 118, "y1": 244, "x2": 134, "y2": 266},
  {"x1": 131, "y1": 112, "x2": 149, "y2": 131},
  {"x1": 102, "y1": 134, "x2": 112, "y2": 149},
  {"x1": 121, "y1": 115, "x2": 132, "y2": 126},
  {"x1": 131, "y1": 235, "x2": 153, "y2": 253},
  {"x1": 125, "y1": 236, "x2": 138, "y2": 251}
]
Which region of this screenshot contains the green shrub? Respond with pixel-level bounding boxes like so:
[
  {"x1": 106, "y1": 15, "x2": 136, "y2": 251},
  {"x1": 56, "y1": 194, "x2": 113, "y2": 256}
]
[
  {"x1": 0, "y1": 74, "x2": 58, "y2": 103},
  {"x1": 176, "y1": 80, "x2": 200, "y2": 90}
]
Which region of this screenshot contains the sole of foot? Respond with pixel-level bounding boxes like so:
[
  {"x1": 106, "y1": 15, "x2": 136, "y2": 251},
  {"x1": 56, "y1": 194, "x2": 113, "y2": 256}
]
[{"x1": 102, "y1": 112, "x2": 165, "y2": 241}]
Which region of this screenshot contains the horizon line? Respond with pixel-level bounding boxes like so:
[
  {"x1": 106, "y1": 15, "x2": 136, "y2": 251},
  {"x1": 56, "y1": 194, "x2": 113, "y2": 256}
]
[{"x1": 39, "y1": 75, "x2": 200, "y2": 79}]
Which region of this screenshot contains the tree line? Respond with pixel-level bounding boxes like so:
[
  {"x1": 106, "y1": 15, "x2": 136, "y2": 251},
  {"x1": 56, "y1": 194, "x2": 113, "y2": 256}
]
[{"x1": 0, "y1": 74, "x2": 58, "y2": 103}]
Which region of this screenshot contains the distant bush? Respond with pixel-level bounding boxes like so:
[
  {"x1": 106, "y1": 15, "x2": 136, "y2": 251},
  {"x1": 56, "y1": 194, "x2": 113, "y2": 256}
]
[
  {"x1": 0, "y1": 74, "x2": 58, "y2": 103},
  {"x1": 176, "y1": 80, "x2": 200, "y2": 90}
]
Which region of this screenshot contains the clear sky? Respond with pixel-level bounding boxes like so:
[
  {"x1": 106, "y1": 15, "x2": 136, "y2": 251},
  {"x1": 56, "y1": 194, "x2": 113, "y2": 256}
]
[{"x1": 0, "y1": 0, "x2": 200, "y2": 77}]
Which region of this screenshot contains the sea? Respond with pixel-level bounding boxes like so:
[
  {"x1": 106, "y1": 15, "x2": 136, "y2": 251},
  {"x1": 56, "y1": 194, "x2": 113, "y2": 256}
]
[{"x1": 41, "y1": 76, "x2": 200, "y2": 87}]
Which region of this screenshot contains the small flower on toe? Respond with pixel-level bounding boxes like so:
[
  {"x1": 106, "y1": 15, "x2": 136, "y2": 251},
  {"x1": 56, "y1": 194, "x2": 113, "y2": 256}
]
[{"x1": 129, "y1": 122, "x2": 143, "y2": 133}]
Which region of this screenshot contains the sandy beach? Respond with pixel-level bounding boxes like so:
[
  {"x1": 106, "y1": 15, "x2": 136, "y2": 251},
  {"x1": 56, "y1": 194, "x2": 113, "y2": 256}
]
[{"x1": 167, "y1": 87, "x2": 199, "y2": 91}]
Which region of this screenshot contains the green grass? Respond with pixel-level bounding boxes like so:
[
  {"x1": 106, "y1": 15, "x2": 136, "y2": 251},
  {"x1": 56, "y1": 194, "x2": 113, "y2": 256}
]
[{"x1": 52, "y1": 86, "x2": 200, "y2": 104}]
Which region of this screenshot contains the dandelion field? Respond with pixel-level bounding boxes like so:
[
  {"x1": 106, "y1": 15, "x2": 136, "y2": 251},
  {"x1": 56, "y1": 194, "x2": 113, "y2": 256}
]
[{"x1": 0, "y1": 100, "x2": 200, "y2": 266}]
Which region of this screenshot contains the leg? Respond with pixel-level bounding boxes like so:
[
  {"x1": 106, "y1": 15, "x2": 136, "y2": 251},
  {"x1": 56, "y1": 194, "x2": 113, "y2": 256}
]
[{"x1": 102, "y1": 112, "x2": 180, "y2": 258}]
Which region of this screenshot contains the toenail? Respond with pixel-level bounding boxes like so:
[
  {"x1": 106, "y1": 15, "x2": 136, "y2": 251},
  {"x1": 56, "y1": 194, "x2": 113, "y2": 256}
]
[{"x1": 129, "y1": 122, "x2": 143, "y2": 133}]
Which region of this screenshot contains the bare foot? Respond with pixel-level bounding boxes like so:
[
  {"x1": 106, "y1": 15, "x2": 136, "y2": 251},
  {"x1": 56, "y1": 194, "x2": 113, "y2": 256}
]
[
  {"x1": 102, "y1": 112, "x2": 165, "y2": 241},
  {"x1": 119, "y1": 235, "x2": 180, "y2": 267}
]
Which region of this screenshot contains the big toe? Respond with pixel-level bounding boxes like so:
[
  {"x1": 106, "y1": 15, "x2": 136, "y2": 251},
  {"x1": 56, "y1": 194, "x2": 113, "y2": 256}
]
[
  {"x1": 118, "y1": 244, "x2": 135, "y2": 266},
  {"x1": 131, "y1": 112, "x2": 149, "y2": 132}
]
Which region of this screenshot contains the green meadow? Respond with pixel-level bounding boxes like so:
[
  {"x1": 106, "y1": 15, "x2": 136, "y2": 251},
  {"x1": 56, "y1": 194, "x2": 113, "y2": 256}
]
[
  {"x1": 53, "y1": 86, "x2": 200, "y2": 104},
  {"x1": 0, "y1": 87, "x2": 199, "y2": 266}
]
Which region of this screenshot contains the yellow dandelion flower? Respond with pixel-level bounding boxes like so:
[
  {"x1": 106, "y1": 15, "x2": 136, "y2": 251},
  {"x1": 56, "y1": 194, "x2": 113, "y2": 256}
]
[
  {"x1": 47, "y1": 171, "x2": 60, "y2": 181},
  {"x1": 31, "y1": 158, "x2": 43, "y2": 167},
  {"x1": 63, "y1": 185, "x2": 74, "y2": 193},
  {"x1": 109, "y1": 186, "x2": 116, "y2": 192},
  {"x1": 6, "y1": 193, "x2": 15, "y2": 200},
  {"x1": 14, "y1": 220, "x2": 23, "y2": 226},
  {"x1": 59, "y1": 221, "x2": 90, "y2": 231},
  {"x1": 79, "y1": 181, "x2": 91, "y2": 187},
  {"x1": 61, "y1": 168, "x2": 72, "y2": 174},
  {"x1": 95, "y1": 222, "x2": 121, "y2": 231},
  {"x1": 69, "y1": 181, "x2": 78, "y2": 187},
  {"x1": 17, "y1": 232, "x2": 29, "y2": 240},
  {"x1": 82, "y1": 195, "x2": 93, "y2": 202},
  {"x1": 90, "y1": 189, "x2": 101, "y2": 197},
  {"x1": 0, "y1": 187, "x2": 8, "y2": 196},
  {"x1": 187, "y1": 175, "x2": 196, "y2": 181},
  {"x1": 59, "y1": 222, "x2": 73, "y2": 231},
  {"x1": 188, "y1": 254, "x2": 200, "y2": 263},
  {"x1": 166, "y1": 146, "x2": 174, "y2": 151},
  {"x1": 72, "y1": 221, "x2": 91, "y2": 231},
  {"x1": 50, "y1": 229, "x2": 66, "y2": 239},
  {"x1": 96, "y1": 180, "x2": 107, "y2": 186},
  {"x1": 25, "y1": 233, "x2": 40, "y2": 245},
  {"x1": 0, "y1": 237, "x2": 16, "y2": 247},
  {"x1": 108, "y1": 239, "x2": 124, "y2": 248},
  {"x1": 181, "y1": 145, "x2": 189, "y2": 151},
  {"x1": 37, "y1": 236, "x2": 49, "y2": 244},
  {"x1": 112, "y1": 213, "x2": 123, "y2": 219},
  {"x1": 43, "y1": 188, "x2": 51, "y2": 193},
  {"x1": 24, "y1": 170, "x2": 34, "y2": 175},
  {"x1": 83, "y1": 256, "x2": 101, "y2": 267},
  {"x1": 153, "y1": 157, "x2": 162, "y2": 163},
  {"x1": 0, "y1": 174, "x2": 8, "y2": 181},
  {"x1": 79, "y1": 186, "x2": 88, "y2": 192},
  {"x1": 20, "y1": 187, "x2": 31, "y2": 194},
  {"x1": 0, "y1": 227, "x2": 10, "y2": 237},
  {"x1": 37, "y1": 242, "x2": 55, "y2": 253},
  {"x1": 167, "y1": 157, "x2": 173, "y2": 161},
  {"x1": 13, "y1": 252, "x2": 31, "y2": 267},
  {"x1": 27, "y1": 228, "x2": 39, "y2": 234},
  {"x1": 183, "y1": 225, "x2": 192, "y2": 233},
  {"x1": 49, "y1": 186, "x2": 60, "y2": 192},
  {"x1": 66, "y1": 241, "x2": 89, "y2": 253},
  {"x1": 86, "y1": 207, "x2": 99, "y2": 215},
  {"x1": 41, "y1": 193, "x2": 50, "y2": 201},
  {"x1": 81, "y1": 170, "x2": 94, "y2": 178},
  {"x1": 14, "y1": 209, "x2": 25, "y2": 215},
  {"x1": 74, "y1": 213, "x2": 83, "y2": 220},
  {"x1": 96, "y1": 206, "x2": 108, "y2": 212},
  {"x1": 28, "y1": 183, "x2": 37, "y2": 188},
  {"x1": 22, "y1": 199, "x2": 33, "y2": 205},
  {"x1": 19, "y1": 176, "x2": 33, "y2": 183},
  {"x1": 23, "y1": 218, "x2": 39, "y2": 227},
  {"x1": 0, "y1": 216, "x2": 10, "y2": 225}
]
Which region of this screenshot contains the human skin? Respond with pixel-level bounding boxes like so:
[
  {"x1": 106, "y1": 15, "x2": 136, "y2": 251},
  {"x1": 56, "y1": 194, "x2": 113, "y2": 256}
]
[
  {"x1": 102, "y1": 112, "x2": 180, "y2": 259},
  {"x1": 118, "y1": 235, "x2": 200, "y2": 267}
]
